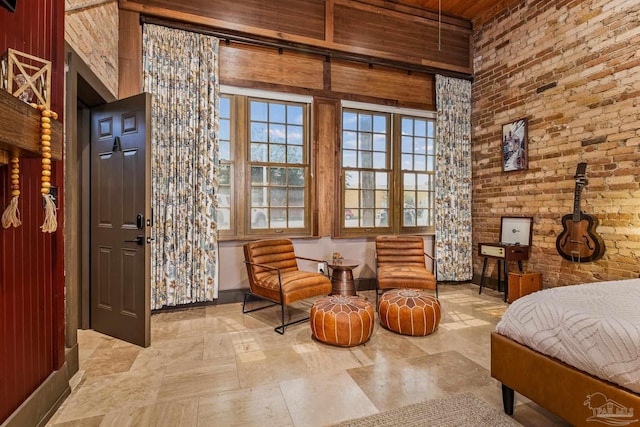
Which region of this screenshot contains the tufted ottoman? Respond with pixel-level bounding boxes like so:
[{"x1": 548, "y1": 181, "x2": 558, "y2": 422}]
[
  {"x1": 310, "y1": 295, "x2": 375, "y2": 347},
  {"x1": 378, "y1": 288, "x2": 441, "y2": 336}
]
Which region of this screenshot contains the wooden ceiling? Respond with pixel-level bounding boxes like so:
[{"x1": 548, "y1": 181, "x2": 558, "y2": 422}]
[{"x1": 396, "y1": 0, "x2": 520, "y2": 25}]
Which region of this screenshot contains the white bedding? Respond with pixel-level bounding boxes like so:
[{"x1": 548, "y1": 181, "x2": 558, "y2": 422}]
[{"x1": 495, "y1": 278, "x2": 640, "y2": 394}]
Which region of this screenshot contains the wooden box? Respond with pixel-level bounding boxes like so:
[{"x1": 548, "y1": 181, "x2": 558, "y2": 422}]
[{"x1": 507, "y1": 271, "x2": 542, "y2": 303}]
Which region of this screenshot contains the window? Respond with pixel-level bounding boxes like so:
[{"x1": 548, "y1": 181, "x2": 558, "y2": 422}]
[
  {"x1": 216, "y1": 89, "x2": 312, "y2": 238},
  {"x1": 341, "y1": 103, "x2": 436, "y2": 236}
]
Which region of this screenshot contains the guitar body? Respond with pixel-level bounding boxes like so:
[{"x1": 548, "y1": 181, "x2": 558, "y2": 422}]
[
  {"x1": 556, "y1": 212, "x2": 605, "y2": 262},
  {"x1": 556, "y1": 162, "x2": 606, "y2": 263}
]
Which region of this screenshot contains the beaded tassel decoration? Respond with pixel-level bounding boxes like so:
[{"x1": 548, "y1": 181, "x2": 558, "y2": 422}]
[
  {"x1": 37, "y1": 105, "x2": 57, "y2": 233},
  {"x1": 1, "y1": 155, "x2": 22, "y2": 228}
]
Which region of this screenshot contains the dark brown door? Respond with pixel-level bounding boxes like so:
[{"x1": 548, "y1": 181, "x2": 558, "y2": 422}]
[{"x1": 90, "y1": 93, "x2": 151, "y2": 347}]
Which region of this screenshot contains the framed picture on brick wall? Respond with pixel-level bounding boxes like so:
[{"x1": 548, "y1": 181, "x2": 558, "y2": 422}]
[{"x1": 502, "y1": 118, "x2": 528, "y2": 172}]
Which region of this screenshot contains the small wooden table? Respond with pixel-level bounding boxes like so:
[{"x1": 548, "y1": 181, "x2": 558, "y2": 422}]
[{"x1": 328, "y1": 258, "x2": 360, "y2": 296}]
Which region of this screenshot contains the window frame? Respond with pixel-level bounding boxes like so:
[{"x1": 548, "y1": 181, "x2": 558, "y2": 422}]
[
  {"x1": 216, "y1": 88, "x2": 314, "y2": 239},
  {"x1": 339, "y1": 101, "x2": 436, "y2": 237}
]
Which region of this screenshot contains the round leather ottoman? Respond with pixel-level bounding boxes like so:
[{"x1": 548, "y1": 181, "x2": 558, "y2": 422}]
[
  {"x1": 378, "y1": 289, "x2": 441, "y2": 336},
  {"x1": 310, "y1": 295, "x2": 375, "y2": 347}
]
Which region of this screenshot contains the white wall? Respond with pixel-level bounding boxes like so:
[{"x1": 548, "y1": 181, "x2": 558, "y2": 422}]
[{"x1": 218, "y1": 236, "x2": 434, "y2": 291}]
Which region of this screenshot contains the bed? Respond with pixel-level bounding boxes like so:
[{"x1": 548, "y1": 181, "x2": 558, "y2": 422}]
[{"x1": 491, "y1": 279, "x2": 640, "y2": 426}]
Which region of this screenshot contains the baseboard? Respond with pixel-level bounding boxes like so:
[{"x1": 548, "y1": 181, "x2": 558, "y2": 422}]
[{"x1": 1, "y1": 363, "x2": 71, "y2": 427}]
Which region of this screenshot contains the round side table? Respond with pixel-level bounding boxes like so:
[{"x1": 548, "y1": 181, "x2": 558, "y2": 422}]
[{"x1": 327, "y1": 258, "x2": 360, "y2": 296}]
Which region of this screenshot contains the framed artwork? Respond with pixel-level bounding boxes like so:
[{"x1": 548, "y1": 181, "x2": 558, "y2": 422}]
[{"x1": 502, "y1": 118, "x2": 528, "y2": 172}]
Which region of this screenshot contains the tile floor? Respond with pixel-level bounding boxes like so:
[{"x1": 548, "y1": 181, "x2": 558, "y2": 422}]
[{"x1": 47, "y1": 283, "x2": 569, "y2": 427}]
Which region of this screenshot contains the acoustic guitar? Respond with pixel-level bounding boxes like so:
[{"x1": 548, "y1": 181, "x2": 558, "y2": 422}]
[{"x1": 556, "y1": 162, "x2": 605, "y2": 262}]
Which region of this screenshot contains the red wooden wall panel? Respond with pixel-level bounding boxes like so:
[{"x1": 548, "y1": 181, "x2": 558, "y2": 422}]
[{"x1": 0, "y1": 0, "x2": 65, "y2": 423}]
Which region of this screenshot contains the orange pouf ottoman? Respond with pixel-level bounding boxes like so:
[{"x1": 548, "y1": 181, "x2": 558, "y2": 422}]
[
  {"x1": 310, "y1": 295, "x2": 375, "y2": 347},
  {"x1": 378, "y1": 289, "x2": 441, "y2": 336}
]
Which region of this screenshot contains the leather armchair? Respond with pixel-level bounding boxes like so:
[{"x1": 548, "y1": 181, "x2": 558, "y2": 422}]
[
  {"x1": 375, "y1": 235, "x2": 438, "y2": 305},
  {"x1": 243, "y1": 238, "x2": 332, "y2": 334}
]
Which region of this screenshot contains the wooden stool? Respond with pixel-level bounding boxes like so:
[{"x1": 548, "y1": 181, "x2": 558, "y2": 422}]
[
  {"x1": 378, "y1": 288, "x2": 441, "y2": 336},
  {"x1": 310, "y1": 295, "x2": 375, "y2": 347}
]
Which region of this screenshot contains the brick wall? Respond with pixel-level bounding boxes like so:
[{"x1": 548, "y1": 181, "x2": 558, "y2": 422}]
[
  {"x1": 65, "y1": 0, "x2": 118, "y2": 97},
  {"x1": 471, "y1": 0, "x2": 640, "y2": 287}
]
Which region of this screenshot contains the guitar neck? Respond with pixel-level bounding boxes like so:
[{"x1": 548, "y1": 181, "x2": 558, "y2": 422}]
[{"x1": 572, "y1": 186, "x2": 582, "y2": 221}]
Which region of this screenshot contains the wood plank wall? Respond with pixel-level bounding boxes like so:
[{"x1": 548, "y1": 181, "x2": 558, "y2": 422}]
[
  {"x1": 0, "y1": 0, "x2": 65, "y2": 423},
  {"x1": 120, "y1": 0, "x2": 473, "y2": 75}
]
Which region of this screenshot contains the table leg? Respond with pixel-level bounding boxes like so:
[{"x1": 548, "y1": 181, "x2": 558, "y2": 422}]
[
  {"x1": 504, "y1": 259, "x2": 509, "y2": 302},
  {"x1": 479, "y1": 257, "x2": 488, "y2": 294}
]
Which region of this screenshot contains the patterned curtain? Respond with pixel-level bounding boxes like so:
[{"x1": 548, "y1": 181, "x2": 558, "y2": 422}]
[
  {"x1": 142, "y1": 24, "x2": 219, "y2": 309},
  {"x1": 435, "y1": 75, "x2": 473, "y2": 281}
]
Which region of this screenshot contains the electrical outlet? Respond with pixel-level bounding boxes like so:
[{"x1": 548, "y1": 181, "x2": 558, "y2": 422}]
[{"x1": 317, "y1": 263, "x2": 325, "y2": 274}]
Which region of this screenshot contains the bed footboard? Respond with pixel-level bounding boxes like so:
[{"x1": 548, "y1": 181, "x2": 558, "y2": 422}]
[{"x1": 491, "y1": 332, "x2": 640, "y2": 427}]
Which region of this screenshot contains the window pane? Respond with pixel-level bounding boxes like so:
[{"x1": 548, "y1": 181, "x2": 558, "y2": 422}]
[
  {"x1": 218, "y1": 164, "x2": 230, "y2": 186},
  {"x1": 373, "y1": 115, "x2": 386, "y2": 133},
  {"x1": 343, "y1": 150, "x2": 357, "y2": 168},
  {"x1": 251, "y1": 166, "x2": 267, "y2": 185},
  {"x1": 288, "y1": 188, "x2": 305, "y2": 206},
  {"x1": 415, "y1": 120, "x2": 426, "y2": 137},
  {"x1": 373, "y1": 134, "x2": 386, "y2": 152},
  {"x1": 343, "y1": 112, "x2": 357, "y2": 130},
  {"x1": 251, "y1": 188, "x2": 267, "y2": 206},
  {"x1": 251, "y1": 122, "x2": 268, "y2": 142},
  {"x1": 345, "y1": 171, "x2": 359, "y2": 189},
  {"x1": 288, "y1": 207, "x2": 305, "y2": 227},
  {"x1": 373, "y1": 152, "x2": 386, "y2": 169},
  {"x1": 359, "y1": 151, "x2": 373, "y2": 168},
  {"x1": 375, "y1": 172, "x2": 388, "y2": 189},
  {"x1": 359, "y1": 114, "x2": 372, "y2": 131},
  {"x1": 401, "y1": 136, "x2": 413, "y2": 153},
  {"x1": 271, "y1": 188, "x2": 287, "y2": 207},
  {"x1": 288, "y1": 125, "x2": 303, "y2": 145},
  {"x1": 401, "y1": 153, "x2": 413, "y2": 170},
  {"x1": 361, "y1": 171, "x2": 375, "y2": 189},
  {"x1": 269, "y1": 143, "x2": 286, "y2": 163},
  {"x1": 269, "y1": 124, "x2": 286, "y2": 143},
  {"x1": 270, "y1": 167, "x2": 286, "y2": 185},
  {"x1": 287, "y1": 105, "x2": 303, "y2": 125},
  {"x1": 343, "y1": 131, "x2": 357, "y2": 150},
  {"x1": 358, "y1": 133, "x2": 372, "y2": 151},
  {"x1": 288, "y1": 168, "x2": 305, "y2": 186},
  {"x1": 250, "y1": 101, "x2": 267, "y2": 121},
  {"x1": 287, "y1": 145, "x2": 303, "y2": 164},
  {"x1": 269, "y1": 103, "x2": 286, "y2": 122}
]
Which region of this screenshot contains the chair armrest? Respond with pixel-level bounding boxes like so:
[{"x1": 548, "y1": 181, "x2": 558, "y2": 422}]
[
  {"x1": 296, "y1": 255, "x2": 325, "y2": 263},
  {"x1": 296, "y1": 256, "x2": 330, "y2": 278}
]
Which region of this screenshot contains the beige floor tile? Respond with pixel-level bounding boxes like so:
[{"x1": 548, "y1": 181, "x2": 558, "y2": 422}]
[
  {"x1": 99, "y1": 398, "x2": 198, "y2": 427},
  {"x1": 130, "y1": 335, "x2": 204, "y2": 372},
  {"x1": 198, "y1": 382, "x2": 293, "y2": 426},
  {"x1": 50, "y1": 370, "x2": 164, "y2": 423},
  {"x1": 235, "y1": 346, "x2": 312, "y2": 388},
  {"x1": 280, "y1": 371, "x2": 378, "y2": 427},
  {"x1": 347, "y1": 354, "x2": 449, "y2": 412},
  {"x1": 156, "y1": 356, "x2": 239, "y2": 402}
]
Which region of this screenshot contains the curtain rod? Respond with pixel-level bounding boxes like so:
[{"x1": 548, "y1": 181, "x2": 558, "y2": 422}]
[{"x1": 139, "y1": 15, "x2": 473, "y2": 81}]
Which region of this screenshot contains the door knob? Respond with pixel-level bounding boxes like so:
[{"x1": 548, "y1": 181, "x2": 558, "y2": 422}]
[{"x1": 125, "y1": 235, "x2": 144, "y2": 246}]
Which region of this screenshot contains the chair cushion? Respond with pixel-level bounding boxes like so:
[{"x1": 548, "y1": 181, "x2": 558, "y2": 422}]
[
  {"x1": 377, "y1": 264, "x2": 436, "y2": 291},
  {"x1": 254, "y1": 270, "x2": 332, "y2": 304}
]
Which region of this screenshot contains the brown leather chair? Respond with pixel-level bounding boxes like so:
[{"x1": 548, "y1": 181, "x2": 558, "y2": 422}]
[
  {"x1": 243, "y1": 238, "x2": 332, "y2": 334},
  {"x1": 375, "y1": 235, "x2": 438, "y2": 305}
]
